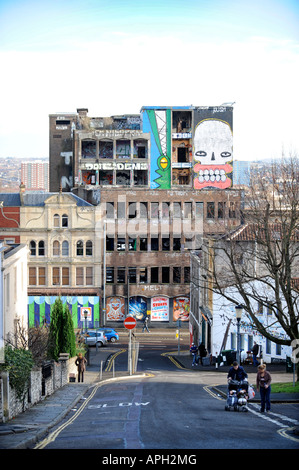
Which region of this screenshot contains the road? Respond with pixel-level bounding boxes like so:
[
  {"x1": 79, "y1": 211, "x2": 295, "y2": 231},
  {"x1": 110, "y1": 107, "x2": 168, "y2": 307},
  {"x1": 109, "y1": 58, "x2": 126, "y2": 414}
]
[{"x1": 33, "y1": 332, "x2": 299, "y2": 451}]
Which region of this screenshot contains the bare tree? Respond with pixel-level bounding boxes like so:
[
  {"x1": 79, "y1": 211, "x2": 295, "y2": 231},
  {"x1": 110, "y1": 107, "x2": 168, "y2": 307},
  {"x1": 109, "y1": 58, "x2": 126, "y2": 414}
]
[{"x1": 202, "y1": 155, "x2": 299, "y2": 377}]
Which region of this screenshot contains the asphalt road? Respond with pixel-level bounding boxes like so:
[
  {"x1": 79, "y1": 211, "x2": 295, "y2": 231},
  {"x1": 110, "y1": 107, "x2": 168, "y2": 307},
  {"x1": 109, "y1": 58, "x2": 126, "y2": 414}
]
[{"x1": 33, "y1": 336, "x2": 299, "y2": 451}]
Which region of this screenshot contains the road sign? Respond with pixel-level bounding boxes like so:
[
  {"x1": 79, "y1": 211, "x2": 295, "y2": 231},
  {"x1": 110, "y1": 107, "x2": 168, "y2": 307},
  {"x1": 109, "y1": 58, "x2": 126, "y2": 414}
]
[{"x1": 124, "y1": 316, "x2": 137, "y2": 330}]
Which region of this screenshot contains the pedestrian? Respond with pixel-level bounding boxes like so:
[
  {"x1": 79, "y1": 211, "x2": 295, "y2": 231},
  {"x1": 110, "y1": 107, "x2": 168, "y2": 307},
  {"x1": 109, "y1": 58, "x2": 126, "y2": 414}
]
[
  {"x1": 256, "y1": 364, "x2": 272, "y2": 412},
  {"x1": 75, "y1": 352, "x2": 87, "y2": 383},
  {"x1": 227, "y1": 361, "x2": 248, "y2": 382},
  {"x1": 198, "y1": 342, "x2": 206, "y2": 365},
  {"x1": 142, "y1": 316, "x2": 150, "y2": 333},
  {"x1": 190, "y1": 343, "x2": 198, "y2": 366},
  {"x1": 251, "y1": 342, "x2": 259, "y2": 366}
]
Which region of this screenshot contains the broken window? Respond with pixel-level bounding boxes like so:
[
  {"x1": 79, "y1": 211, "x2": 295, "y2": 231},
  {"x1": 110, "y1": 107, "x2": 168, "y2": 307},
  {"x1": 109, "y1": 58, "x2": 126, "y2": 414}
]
[
  {"x1": 218, "y1": 202, "x2": 226, "y2": 219},
  {"x1": 99, "y1": 171, "x2": 113, "y2": 185},
  {"x1": 99, "y1": 140, "x2": 113, "y2": 159},
  {"x1": 173, "y1": 202, "x2": 181, "y2": 218},
  {"x1": 139, "y1": 268, "x2": 148, "y2": 284},
  {"x1": 140, "y1": 202, "x2": 148, "y2": 219},
  {"x1": 116, "y1": 139, "x2": 131, "y2": 158},
  {"x1": 184, "y1": 202, "x2": 192, "y2": 219},
  {"x1": 106, "y1": 267, "x2": 114, "y2": 283},
  {"x1": 129, "y1": 237, "x2": 137, "y2": 251},
  {"x1": 82, "y1": 139, "x2": 96, "y2": 158},
  {"x1": 117, "y1": 237, "x2": 126, "y2": 251},
  {"x1": 207, "y1": 202, "x2": 215, "y2": 219},
  {"x1": 133, "y1": 139, "x2": 147, "y2": 158},
  {"x1": 128, "y1": 267, "x2": 136, "y2": 283},
  {"x1": 116, "y1": 171, "x2": 130, "y2": 185},
  {"x1": 117, "y1": 267, "x2": 126, "y2": 284},
  {"x1": 172, "y1": 168, "x2": 191, "y2": 186},
  {"x1": 178, "y1": 147, "x2": 188, "y2": 163},
  {"x1": 133, "y1": 170, "x2": 148, "y2": 186},
  {"x1": 128, "y1": 202, "x2": 137, "y2": 219},
  {"x1": 106, "y1": 202, "x2": 114, "y2": 219}
]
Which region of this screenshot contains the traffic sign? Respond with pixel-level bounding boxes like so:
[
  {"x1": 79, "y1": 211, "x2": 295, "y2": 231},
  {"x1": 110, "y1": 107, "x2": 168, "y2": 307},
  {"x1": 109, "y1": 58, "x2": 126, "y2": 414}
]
[{"x1": 124, "y1": 316, "x2": 137, "y2": 330}]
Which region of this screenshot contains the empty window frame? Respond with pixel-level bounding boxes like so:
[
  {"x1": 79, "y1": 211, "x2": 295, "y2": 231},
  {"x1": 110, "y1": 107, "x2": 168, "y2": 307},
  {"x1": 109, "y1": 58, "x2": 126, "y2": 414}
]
[
  {"x1": 128, "y1": 237, "x2": 137, "y2": 251},
  {"x1": 116, "y1": 171, "x2": 130, "y2": 185},
  {"x1": 207, "y1": 202, "x2": 215, "y2": 219},
  {"x1": 162, "y1": 237, "x2": 170, "y2": 251},
  {"x1": 173, "y1": 267, "x2": 181, "y2": 283},
  {"x1": 184, "y1": 266, "x2": 190, "y2": 283},
  {"x1": 117, "y1": 267, "x2": 126, "y2": 284},
  {"x1": 106, "y1": 236, "x2": 114, "y2": 251},
  {"x1": 117, "y1": 237, "x2": 126, "y2": 251},
  {"x1": 173, "y1": 202, "x2": 181, "y2": 218},
  {"x1": 140, "y1": 202, "x2": 148, "y2": 219},
  {"x1": 162, "y1": 267, "x2": 170, "y2": 283},
  {"x1": 150, "y1": 237, "x2": 159, "y2": 251},
  {"x1": 140, "y1": 237, "x2": 148, "y2": 251},
  {"x1": 139, "y1": 267, "x2": 148, "y2": 284},
  {"x1": 106, "y1": 267, "x2": 114, "y2": 284},
  {"x1": 133, "y1": 170, "x2": 148, "y2": 186},
  {"x1": 173, "y1": 237, "x2": 181, "y2": 251},
  {"x1": 128, "y1": 202, "x2": 137, "y2": 219},
  {"x1": 151, "y1": 267, "x2": 159, "y2": 283},
  {"x1": 128, "y1": 267, "x2": 137, "y2": 283},
  {"x1": 99, "y1": 140, "x2": 113, "y2": 159},
  {"x1": 82, "y1": 139, "x2": 96, "y2": 158},
  {"x1": 184, "y1": 202, "x2": 192, "y2": 219},
  {"x1": 218, "y1": 202, "x2": 226, "y2": 219}
]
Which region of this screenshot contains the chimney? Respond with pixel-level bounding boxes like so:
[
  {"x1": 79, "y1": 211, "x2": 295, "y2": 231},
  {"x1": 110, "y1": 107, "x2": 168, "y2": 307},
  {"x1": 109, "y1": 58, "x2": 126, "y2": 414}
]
[{"x1": 77, "y1": 108, "x2": 88, "y2": 117}]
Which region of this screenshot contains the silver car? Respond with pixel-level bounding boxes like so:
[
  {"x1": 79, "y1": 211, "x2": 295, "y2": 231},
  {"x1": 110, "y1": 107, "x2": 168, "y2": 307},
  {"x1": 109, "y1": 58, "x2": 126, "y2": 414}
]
[{"x1": 85, "y1": 330, "x2": 107, "y2": 347}]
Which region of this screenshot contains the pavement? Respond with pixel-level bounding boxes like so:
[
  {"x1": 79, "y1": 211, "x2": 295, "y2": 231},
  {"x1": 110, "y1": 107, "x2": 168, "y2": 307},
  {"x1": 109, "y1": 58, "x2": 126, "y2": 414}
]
[{"x1": 0, "y1": 328, "x2": 298, "y2": 449}]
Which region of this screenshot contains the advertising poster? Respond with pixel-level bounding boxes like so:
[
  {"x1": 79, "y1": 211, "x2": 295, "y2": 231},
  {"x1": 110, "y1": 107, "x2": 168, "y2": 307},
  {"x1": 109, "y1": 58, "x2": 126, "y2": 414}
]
[
  {"x1": 129, "y1": 296, "x2": 147, "y2": 321},
  {"x1": 151, "y1": 296, "x2": 169, "y2": 322}
]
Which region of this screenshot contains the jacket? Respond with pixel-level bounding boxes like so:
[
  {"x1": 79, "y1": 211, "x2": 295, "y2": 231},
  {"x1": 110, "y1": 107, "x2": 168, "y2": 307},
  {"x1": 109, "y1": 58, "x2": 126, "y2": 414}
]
[
  {"x1": 256, "y1": 370, "x2": 272, "y2": 390},
  {"x1": 227, "y1": 366, "x2": 248, "y2": 381},
  {"x1": 75, "y1": 356, "x2": 87, "y2": 372}
]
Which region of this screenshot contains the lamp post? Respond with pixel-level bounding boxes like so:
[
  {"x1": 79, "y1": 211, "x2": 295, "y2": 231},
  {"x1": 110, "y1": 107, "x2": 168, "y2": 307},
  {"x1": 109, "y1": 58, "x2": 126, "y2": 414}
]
[{"x1": 235, "y1": 305, "x2": 243, "y2": 364}]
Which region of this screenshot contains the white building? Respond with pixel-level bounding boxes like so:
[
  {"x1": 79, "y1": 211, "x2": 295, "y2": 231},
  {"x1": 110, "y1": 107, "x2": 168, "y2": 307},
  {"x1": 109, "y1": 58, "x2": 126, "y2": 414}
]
[
  {"x1": 212, "y1": 281, "x2": 292, "y2": 363},
  {"x1": 1, "y1": 243, "x2": 28, "y2": 347}
]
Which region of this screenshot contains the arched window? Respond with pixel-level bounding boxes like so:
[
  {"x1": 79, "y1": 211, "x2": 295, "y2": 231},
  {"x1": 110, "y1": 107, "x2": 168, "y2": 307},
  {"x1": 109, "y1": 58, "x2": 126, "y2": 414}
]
[
  {"x1": 86, "y1": 240, "x2": 93, "y2": 256},
  {"x1": 38, "y1": 240, "x2": 45, "y2": 256},
  {"x1": 76, "y1": 240, "x2": 84, "y2": 256},
  {"x1": 53, "y1": 240, "x2": 60, "y2": 256},
  {"x1": 29, "y1": 240, "x2": 36, "y2": 256},
  {"x1": 53, "y1": 214, "x2": 60, "y2": 228},
  {"x1": 62, "y1": 214, "x2": 68, "y2": 228},
  {"x1": 62, "y1": 240, "x2": 69, "y2": 256}
]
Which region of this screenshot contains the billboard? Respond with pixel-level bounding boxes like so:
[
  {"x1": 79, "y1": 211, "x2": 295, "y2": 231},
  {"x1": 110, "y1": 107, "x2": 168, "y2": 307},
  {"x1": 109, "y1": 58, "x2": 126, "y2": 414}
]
[{"x1": 151, "y1": 296, "x2": 169, "y2": 322}]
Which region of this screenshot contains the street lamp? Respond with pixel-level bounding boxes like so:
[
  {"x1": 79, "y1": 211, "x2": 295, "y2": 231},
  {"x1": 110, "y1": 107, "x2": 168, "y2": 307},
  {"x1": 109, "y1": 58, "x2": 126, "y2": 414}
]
[{"x1": 235, "y1": 305, "x2": 243, "y2": 364}]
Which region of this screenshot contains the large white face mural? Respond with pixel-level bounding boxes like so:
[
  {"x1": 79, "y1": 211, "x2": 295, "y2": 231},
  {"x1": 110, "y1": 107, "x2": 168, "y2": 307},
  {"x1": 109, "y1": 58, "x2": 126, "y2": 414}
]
[{"x1": 193, "y1": 119, "x2": 233, "y2": 189}]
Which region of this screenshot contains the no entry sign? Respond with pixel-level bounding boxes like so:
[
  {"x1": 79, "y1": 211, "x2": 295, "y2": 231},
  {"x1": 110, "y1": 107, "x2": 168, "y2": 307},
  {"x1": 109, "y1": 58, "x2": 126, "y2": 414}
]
[{"x1": 124, "y1": 316, "x2": 137, "y2": 330}]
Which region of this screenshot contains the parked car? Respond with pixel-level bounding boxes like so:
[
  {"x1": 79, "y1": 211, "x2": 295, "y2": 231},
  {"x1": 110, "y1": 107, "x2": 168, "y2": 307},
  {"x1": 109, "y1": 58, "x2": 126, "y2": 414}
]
[
  {"x1": 97, "y1": 328, "x2": 119, "y2": 343},
  {"x1": 85, "y1": 330, "x2": 107, "y2": 347}
]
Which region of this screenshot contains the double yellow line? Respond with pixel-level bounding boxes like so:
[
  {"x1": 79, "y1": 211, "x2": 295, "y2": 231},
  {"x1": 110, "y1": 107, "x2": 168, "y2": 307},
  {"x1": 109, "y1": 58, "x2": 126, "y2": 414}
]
[{"x1": 105, "y1": 349, "x2": 126, "y2": 372}]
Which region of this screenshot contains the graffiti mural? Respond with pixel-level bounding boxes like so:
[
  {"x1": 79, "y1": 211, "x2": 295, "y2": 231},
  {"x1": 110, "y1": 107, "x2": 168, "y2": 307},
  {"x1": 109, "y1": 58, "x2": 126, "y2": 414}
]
[
  {"x1": 142, "y1": 108, "x2": 171, "y2": 189},
  {"x1": 193, "y1": 107, "x2": 233, "y2": 190},
  {"x1": 28, "y1": 296, "x2": 100, "y2": 329},
  {"x1": 129, "y1": 296, "x2": 147, "y2": 321},
  {"x1": 173, "y1": 296, "x2": 190, "y2": 322},
  {"x1": 106, "y1": 297, "x2": 125, "y2": 321}
]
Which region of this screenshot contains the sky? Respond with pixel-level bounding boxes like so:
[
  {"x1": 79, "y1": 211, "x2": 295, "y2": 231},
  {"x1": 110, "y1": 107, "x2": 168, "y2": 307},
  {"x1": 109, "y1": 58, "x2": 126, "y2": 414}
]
[{"x1": 0, "y1": 0, "x2": 298, "y2": 161}]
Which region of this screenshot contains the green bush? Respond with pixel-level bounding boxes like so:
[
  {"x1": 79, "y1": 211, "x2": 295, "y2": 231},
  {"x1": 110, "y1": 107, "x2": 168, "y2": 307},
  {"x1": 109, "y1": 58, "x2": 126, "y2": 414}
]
[{"x1": 0, "y1": 346, "x2": 34, "y2": 400}]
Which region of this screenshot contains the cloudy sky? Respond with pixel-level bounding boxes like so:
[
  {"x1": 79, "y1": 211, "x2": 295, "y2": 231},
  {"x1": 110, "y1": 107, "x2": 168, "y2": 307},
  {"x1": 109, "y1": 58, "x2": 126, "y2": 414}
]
[{"x1": 0, "y1": 0, "x2": 298, "y2": 161}]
